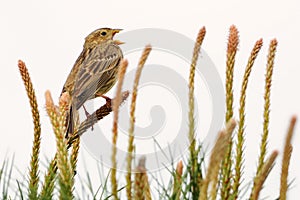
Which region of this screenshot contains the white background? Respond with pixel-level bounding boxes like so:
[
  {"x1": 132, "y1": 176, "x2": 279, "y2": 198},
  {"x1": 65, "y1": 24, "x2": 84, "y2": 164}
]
[{"x1": 0, "y1": 0, "x2": 299, "y2": 199}]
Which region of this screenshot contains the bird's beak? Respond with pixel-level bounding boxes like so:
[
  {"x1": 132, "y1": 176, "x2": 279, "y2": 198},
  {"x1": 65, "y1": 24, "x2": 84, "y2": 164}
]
[
  {"x1": 112, "y1": 29, "x2": 125, "y2": 45},
  {"x1": 112, "y1": 29, "x2": 123, "y2": 36}
]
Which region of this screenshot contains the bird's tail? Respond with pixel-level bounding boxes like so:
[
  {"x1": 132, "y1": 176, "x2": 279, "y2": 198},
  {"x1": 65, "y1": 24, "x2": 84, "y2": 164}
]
[{"x1": 65, "y1": 105, "x2": 77, "y2": 138}]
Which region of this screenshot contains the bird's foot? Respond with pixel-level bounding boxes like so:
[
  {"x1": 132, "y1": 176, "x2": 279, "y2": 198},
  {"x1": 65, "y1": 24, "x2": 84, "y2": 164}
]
[
  {"x1": 95, "y1": 93, "x2": 112, "y2": 108},
  {"x1": 101, "y1": 95, "x2": 112, "y2": 108}
]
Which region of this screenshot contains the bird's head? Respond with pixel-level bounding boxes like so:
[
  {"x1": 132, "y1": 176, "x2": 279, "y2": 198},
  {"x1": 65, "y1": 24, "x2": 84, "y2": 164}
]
[{"x1": 84, "y1": 28, "x2": 124, "y2": 48}]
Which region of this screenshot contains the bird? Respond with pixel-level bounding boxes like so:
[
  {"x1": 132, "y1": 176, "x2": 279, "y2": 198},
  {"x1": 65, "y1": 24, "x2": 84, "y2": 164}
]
[{"x1": 61, "y1": 28, "x2": 124, "y2": 137}]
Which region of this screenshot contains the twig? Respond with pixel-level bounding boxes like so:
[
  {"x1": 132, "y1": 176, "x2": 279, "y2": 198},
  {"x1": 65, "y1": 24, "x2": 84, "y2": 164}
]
[
  {"x1": 221, "y1": 25, "x2": 239, "y2": 200},
  {"x1": 279, "y1": 116, "x2": 297, "y2": 200},
  {"x1": 126, "y1": 45, "x2": 152, "y2": 200},
  {"x1": 111, "y1": 59, "x2": 129, "y2": 200},
  {"x1": 67, "y1": 91, "x2": 129, "y2": 146},
  {"x1": 18, "y1": 60, "x2": 41, "y2": 200},
  {"x1": 233, "y1": 39, "x2": 263, "y2": 199}
]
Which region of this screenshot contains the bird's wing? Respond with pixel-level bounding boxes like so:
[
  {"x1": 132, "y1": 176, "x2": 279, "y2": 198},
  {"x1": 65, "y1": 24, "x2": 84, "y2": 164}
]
[{"x1": 72, "y1": 44, "x2": 122, "y2": 109}]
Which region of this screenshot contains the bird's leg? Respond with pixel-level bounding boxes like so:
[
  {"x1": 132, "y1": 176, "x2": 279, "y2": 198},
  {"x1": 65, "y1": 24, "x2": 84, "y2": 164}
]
[
  {"x1": 83, "y1": 104, "x2": 94, "y2": 131},
  {"x1": 82, "y1": 104, "x2": 90, "y2": 117}
]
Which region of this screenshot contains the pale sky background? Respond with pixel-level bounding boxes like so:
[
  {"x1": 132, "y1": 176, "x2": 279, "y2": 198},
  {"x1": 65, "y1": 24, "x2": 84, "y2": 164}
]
[{"x1": 1, "y1": 0, "x2": 300, "y2": 199}]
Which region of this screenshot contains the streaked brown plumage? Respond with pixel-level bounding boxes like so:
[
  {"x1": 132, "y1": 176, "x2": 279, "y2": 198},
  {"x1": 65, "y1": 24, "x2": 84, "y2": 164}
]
[{"x1": 61, "y1": 28, "x2": 124, "y2": 137}]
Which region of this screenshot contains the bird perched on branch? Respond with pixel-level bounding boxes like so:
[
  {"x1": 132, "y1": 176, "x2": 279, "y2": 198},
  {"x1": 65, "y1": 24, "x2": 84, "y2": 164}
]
[{"x1": 61, "y1": 28, "x2": 124, "y2": 137}]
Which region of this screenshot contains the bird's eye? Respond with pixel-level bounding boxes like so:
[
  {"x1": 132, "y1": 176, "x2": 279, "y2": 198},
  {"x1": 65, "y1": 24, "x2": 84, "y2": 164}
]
[{"x1": 100, "y1": 31, "x2": 107, "y2": 36}]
